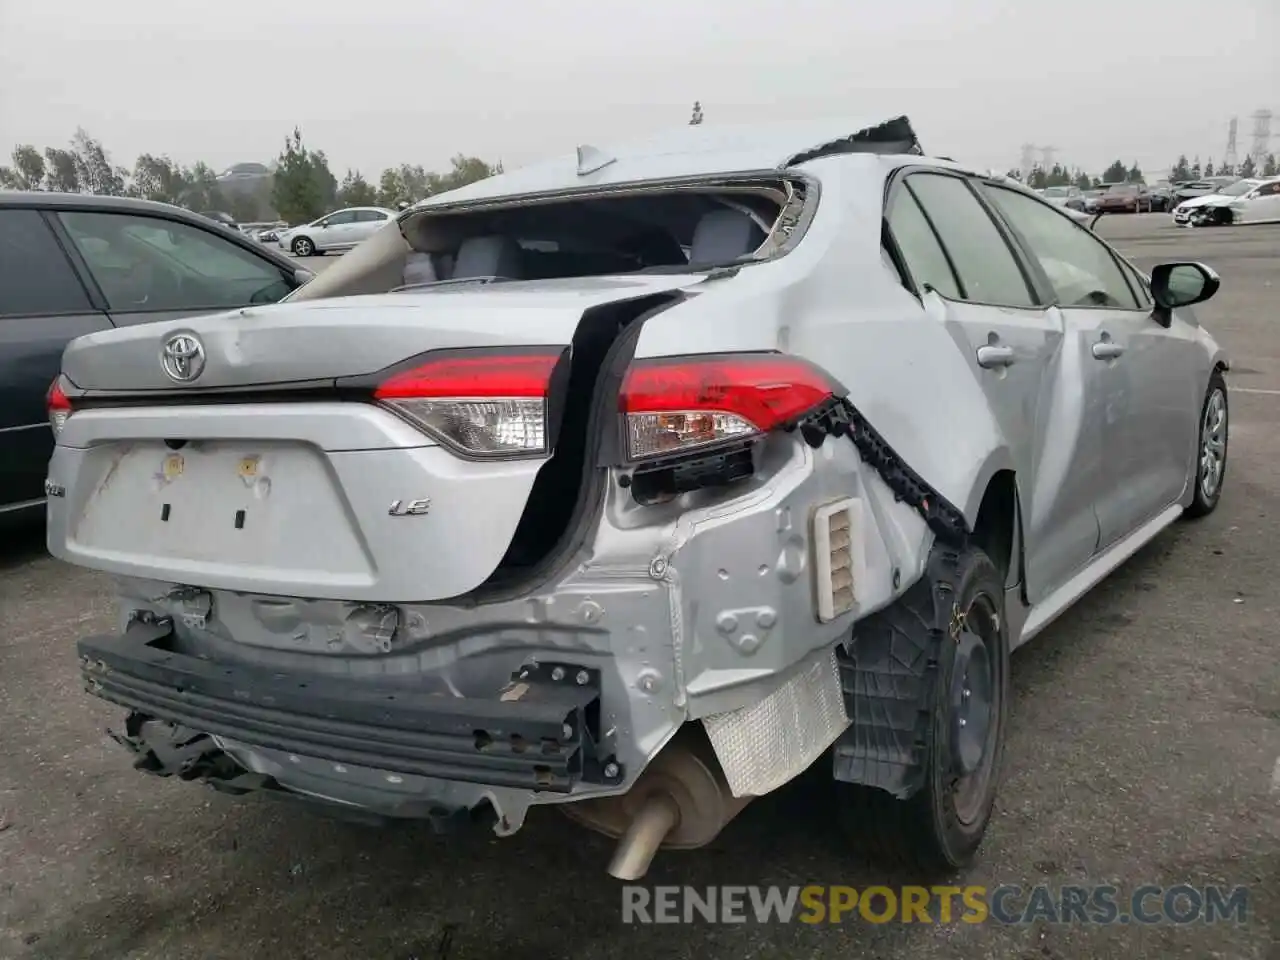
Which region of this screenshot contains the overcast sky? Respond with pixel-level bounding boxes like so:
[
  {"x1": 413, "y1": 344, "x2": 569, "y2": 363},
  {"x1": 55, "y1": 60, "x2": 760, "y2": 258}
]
[{"x1": 1, "y1": 0, "x2": 1275, "y2": 180}]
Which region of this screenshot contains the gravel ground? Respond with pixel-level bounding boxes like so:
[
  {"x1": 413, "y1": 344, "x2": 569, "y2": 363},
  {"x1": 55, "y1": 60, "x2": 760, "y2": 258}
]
[{"x1": 1, "y1": 214, "x2": 1277, "y2": 960}]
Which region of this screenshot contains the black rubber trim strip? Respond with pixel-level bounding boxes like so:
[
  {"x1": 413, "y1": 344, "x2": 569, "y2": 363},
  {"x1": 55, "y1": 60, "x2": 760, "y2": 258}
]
[{"x1": 792, "y1": 396, "x2": 971, "y2": 546}]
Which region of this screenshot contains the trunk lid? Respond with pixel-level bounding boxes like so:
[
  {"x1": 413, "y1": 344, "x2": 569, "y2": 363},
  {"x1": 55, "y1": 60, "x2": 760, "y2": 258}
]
[
  {"x1": 62, "y1": 275, "x2": 704, "y2": 393},
  {"x1": 48, "y1": 275, "x2": 702, "y2": 603}
]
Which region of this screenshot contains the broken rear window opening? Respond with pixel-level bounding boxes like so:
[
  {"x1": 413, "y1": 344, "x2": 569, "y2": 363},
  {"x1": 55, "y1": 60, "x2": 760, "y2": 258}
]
[
  {"x1": 283, "y1": 178, "x2": 813, "y2": 304},
  {"x1": 322, "y1": 179, "x2": 805, "y2": 296},
  {"x1": 396, "y1": 180, "x2": 808, "y2": 286}
]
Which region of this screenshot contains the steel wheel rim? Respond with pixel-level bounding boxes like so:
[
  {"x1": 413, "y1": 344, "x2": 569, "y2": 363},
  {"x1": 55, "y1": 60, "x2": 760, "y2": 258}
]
[
  {"x1": 949, "y1": 594, "x2": 1000, "y2": 826},
  {"x1": 1199, "y1": 388, "x2": 1227, "y2": 501}
]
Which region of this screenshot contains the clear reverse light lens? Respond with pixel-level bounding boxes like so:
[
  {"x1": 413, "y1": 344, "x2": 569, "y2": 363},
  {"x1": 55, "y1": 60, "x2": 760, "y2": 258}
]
[
  {"x1": 385, "y1": 397, "x2": 547, "y2": 455},
  {"x1": 626, "y1": 410, "x2": 758, "y2": 460}
]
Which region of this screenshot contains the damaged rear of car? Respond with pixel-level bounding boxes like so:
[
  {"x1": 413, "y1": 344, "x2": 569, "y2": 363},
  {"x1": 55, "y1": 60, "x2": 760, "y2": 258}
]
[{"x1": 49, "y1": 115, "x2": 1156, "y2": 880}]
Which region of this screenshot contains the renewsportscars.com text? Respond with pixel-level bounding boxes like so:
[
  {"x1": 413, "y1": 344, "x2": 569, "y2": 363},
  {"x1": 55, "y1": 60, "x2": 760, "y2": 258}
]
[{"x1": 621, "y1": 884, "x2": 1248, "y2": 925}]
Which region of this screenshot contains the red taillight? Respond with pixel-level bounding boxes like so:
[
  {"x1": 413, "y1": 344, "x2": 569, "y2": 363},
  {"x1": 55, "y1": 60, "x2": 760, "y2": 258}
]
[
  {"x1": 47, "y1": 379, "x2": 73, "y2": 436},
  {"x1": 373, "y1": 347, "x2": 566, "y2": 457},
  {"x1": 619, "y1": 353, "x2": 838, "y2": 460}
]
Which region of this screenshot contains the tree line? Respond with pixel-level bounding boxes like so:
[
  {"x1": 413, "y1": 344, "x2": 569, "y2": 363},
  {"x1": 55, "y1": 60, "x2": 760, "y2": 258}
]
[
  {"x1": 5, "y1": 124, "x2": 1278, "y2": 222},
  {"x1": 0, "y1": 127, "x2": 502, "y2": 226},
  {"x1": 1007, "y1": 153, "x2": 1278, "y2": 190}
]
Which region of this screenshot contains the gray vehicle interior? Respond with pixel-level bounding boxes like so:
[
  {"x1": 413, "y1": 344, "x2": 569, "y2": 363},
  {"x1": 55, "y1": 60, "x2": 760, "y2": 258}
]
[
  {"x1": 403, "y1": 191, "x2": 777, "y2": 284},
  {"x1": 290, "y1": 184, "x2": 794, "y2": 302}
]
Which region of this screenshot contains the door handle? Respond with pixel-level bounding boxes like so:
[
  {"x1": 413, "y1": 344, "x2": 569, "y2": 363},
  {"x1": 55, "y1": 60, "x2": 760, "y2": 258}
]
[
  {"x1": 976, "y1": 344, "x2": 1016, "y2": 369},
  {"x1": 1092, "y1": 340, "x2": 1125, "y2": 360}
]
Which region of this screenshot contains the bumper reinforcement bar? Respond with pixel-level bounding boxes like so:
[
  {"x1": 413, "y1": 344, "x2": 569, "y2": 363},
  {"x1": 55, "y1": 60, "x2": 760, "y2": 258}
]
[{"x1": 78, "y1": 617, "x2": 624, "y2": 793}]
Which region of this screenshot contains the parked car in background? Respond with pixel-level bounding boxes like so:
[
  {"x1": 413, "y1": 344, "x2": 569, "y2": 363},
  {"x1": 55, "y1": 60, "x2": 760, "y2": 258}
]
[
  {"x1": 1172, "y1": 177, "x2": 1238, "y2": 206},
  {"x1": 1041, "y1": 185, "x2": 1086, "y2": 211},
  {"x1": 1173, "y1": 176, "x2": 1280, "y2": 226},
  {"x1": 199, "y1": 210, "x2": 242, "y2": 232},
  {"x1": 1080, "y1": 188, "x2": 1104, "y2": 212},
  {"x1": 44, "y1": 117, "x2": 1231, "y2": 883},
  {"x1": 1145, "y1": 181, "x2": 1174, "y2": 212},
  {"x1": 1094, "y1": 182, "x2": 1152, "y2": 213},
  {"x1": 276, "y1": 206, "x2": 398, "y2": 257},
  {"x1": 254, "y1": 222, "x2": 289, "y2": 243},
  {"x1": 0, "y1": 192, "x2": 313, "y2": 521}
]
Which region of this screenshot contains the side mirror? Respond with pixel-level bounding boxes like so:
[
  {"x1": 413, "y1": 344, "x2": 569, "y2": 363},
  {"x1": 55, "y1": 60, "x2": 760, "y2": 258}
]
[
  {"x1": 1150, "y1": 261, "x2": 1220, "y2": 310},
  {"x1": 292, "y1": 267, "x2": 315, "y2": 286}
]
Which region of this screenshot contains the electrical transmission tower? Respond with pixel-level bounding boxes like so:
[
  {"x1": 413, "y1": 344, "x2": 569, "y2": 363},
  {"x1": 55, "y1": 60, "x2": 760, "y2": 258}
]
[
  {"x1": 1249, "y1": 109, "x2": 1272, "y2": 168},
  {"x1": 1017, "y1": 143, "x2": 1059, "y2": 180},
  {"x1": 1018, "y1": 143, "x2": 1036, "y2": 179},
  {"x1": 1224, "y1": 117, "x2": 1239, "y2": 171}
]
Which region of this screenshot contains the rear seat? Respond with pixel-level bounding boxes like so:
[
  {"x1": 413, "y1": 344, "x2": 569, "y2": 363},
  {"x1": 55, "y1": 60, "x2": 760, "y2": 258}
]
[
  {"x1": 451, "y1": 235, "x2": 524, "y2": 279},
  {"x1": 687, "y1": 208, "x2": 767, "y2": 267}
]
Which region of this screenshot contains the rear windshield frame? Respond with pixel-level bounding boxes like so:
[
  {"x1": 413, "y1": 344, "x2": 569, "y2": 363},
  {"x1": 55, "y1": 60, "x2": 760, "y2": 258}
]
[{"x1": 396, "y1": 172, "x2": 821, "y2": 273}]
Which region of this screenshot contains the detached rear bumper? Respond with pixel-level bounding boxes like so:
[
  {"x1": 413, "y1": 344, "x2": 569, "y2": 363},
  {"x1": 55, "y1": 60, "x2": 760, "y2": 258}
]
[{"x1": 78, "y1": 616, "x2": 625, "y2": 796}]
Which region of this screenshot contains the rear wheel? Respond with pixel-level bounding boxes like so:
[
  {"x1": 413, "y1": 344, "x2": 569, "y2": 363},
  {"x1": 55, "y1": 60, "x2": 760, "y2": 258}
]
[
  {"x1": 837, "y1": 547, "x2": 1010, "y2": 873},
  {"x1": 292, "y1": 236, "x2": 315, "y2": 257},
  {"x1": 1184, "y1": 369, "x2": 1228, "y2": 518}
]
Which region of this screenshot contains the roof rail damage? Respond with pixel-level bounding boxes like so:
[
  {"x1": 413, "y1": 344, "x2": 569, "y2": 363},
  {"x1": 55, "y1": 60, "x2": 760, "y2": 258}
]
[
  {"x1": 401, "y1": 116, "x2": 927, "y2": 211},
  {"x1": 783, "y1": 115, "x2": 923, "y2": 166}
]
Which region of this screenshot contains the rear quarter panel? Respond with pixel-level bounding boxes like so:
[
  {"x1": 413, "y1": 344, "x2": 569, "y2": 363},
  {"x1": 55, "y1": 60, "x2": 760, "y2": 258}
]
[{"x1": 631, "y1": 155, "x2": 1010, "y2": 528}]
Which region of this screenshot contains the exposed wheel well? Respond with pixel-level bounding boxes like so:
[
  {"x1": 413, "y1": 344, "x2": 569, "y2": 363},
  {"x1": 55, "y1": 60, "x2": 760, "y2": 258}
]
[{"x1": 971, "y1": 470, "x2": 1019, "y2": 589}]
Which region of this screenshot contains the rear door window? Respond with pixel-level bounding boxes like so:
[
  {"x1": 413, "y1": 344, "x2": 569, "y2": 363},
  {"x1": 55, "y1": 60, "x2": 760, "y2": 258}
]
[
  {"x1": 57, "y1": 211, "x2": 293, "y2": 312},
  {"x1": 885, "y1": 187, "x2": 962, "y2": 299},
  {"x1": 0, "y1": 209, "x2": 93, "y2": 316},
  {"x1": 903, "y1": 173, "x2": 1037, "y2": 307}
]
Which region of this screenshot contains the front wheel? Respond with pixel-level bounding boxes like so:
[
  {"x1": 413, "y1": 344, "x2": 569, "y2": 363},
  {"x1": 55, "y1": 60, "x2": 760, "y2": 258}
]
[
  {"x1": 836, "y1": 547, "x2": 1010, "y2": 873},
  {"x1": 292, "y1": 236, "x2": 315, "y2": 257},
  {"x1": 1184, "y1": 369, "x2": 1228, "y2": 518}
]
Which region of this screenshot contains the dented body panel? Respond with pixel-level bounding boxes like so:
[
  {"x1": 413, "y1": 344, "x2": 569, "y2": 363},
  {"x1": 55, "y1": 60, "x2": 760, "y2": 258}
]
[{"x1": 47, "y1": 118, "x2": 1227, "y2": 867}]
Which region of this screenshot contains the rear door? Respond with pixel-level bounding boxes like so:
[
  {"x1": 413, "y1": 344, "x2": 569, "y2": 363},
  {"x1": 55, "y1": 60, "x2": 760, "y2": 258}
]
[
  {"x1": 977, "y1": 180, "x2": 1193, "y2": 549},
  {"x1": 1243, "y1": 180, "x2": 1280, "y2": 222},
  {"x1": 0, "y1": 208, "x2": 112, "y2": 510},
  {"x1": 52, "y1": 209, "x2": 298, "y2": 328},
  {"x1": 316, "y1": 210, "x2": 359, "y2": 250},
  {"x1": 886, "y1": 170, "x2": 1095, "y2": 601}
]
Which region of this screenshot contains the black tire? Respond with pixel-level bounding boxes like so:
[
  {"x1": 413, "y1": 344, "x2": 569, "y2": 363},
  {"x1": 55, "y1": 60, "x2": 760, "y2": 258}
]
[
  {"x1": 1184, "y1": 369, "x2": 1228, "y2": 519},
  {"x1": 292, "y1": 236, "x2": 315, "y2": 257},
  {"x1": 836, "y1": 546, "x2": 1010, "y2": 874},
  {"x1": 1214, "y1": 207, "x2": 1233, "y2": 226}
]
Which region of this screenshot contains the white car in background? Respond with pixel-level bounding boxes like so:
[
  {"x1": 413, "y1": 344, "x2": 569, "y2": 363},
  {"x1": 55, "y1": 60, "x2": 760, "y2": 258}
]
[
  {"x1": 1172, "y1": 177, "x2": 1280, "y2": 227},
  {"x1": 277, "y1": 206, "x2": 398, "y2": 256},
  {"x1": 1041, "y1": 185, "x2": 1087, "y2": 211}
]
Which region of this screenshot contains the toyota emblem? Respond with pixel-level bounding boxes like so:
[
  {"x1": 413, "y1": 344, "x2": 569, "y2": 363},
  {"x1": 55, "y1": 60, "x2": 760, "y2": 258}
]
[{"x1": 160, "y1": 333, "x2": 206, "y2": 382}]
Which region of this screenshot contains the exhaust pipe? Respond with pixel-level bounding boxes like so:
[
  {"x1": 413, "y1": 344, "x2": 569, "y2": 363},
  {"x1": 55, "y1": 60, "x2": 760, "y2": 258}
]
[
  {"x1": 606, "y1": 793, "x2": 680, "y2": 880},
  {"x1": 562, "y1": 725, "x2": 753, "y2": 880}
]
